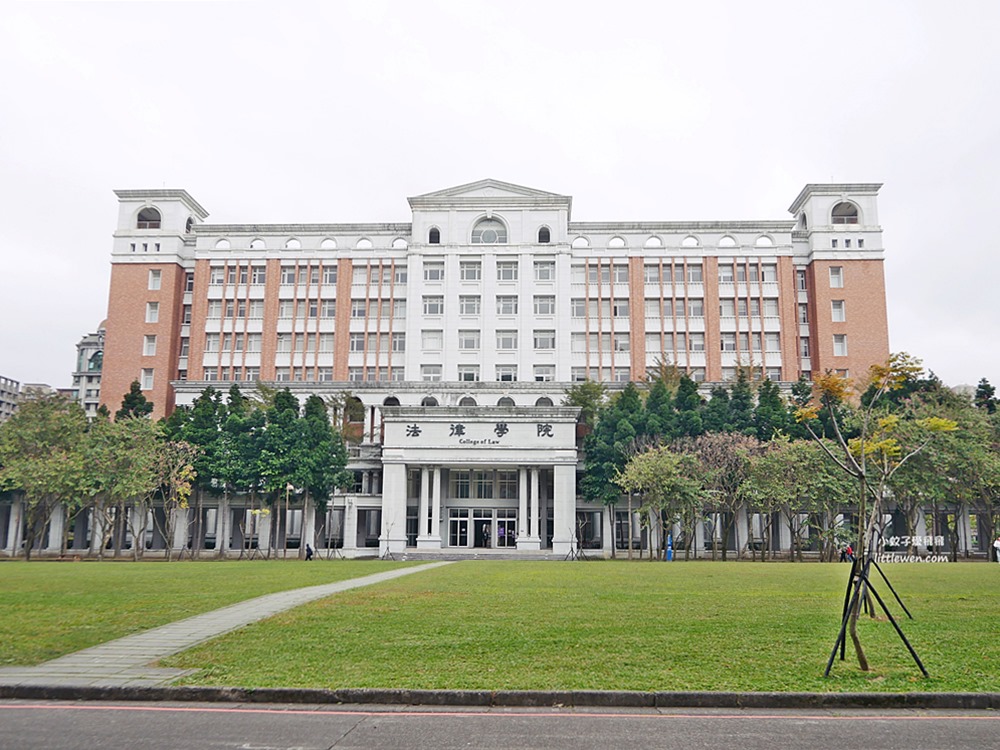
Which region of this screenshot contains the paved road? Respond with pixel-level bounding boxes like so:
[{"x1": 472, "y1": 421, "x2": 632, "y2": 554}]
[{"x1": 1, "y1": 701, "x2": 996, "y2": 750}]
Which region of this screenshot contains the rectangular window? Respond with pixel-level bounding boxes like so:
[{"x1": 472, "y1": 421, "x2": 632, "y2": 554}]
[
  {"x1": 458, "y1": 365, "x2": 480, "y2": 382},
  {"x1": 833, "y1": 334, "x2": 848, "y2": 356},
  {"x1": 307, "y1": 299, "x2": 318, "y2": 318},
  {"x1": 390, "y1": 333, "x2": 405, "y2": 352},
  {"x1": 348, "y1": 367, "x2": 364, "y2": 383},
  {"x1": 844, "y1": 239, "x2": 852, "y2": 248},
  {"x1": 800, "y1": 337, "x2": 811, "y2": 357},
  {"x1": 148, "y1": 269, "x2": 161, "y2": 290},
  {"x1": 178, "y1": 338, "x2": 190, "y2": 357},
  {"x1": 210, "y1": 267, "x2": 225, "y2": 285},
  {"x1": 857, "y1": 238, "x2": 865, "y2": 249},
  {"x1": 587, "y1": 266, "x2": 610, "y2": 285},
  {"x1": 251, "y1": 266, "x2": 267, "y2": 285},
  {"x1": 319, "y1": 300, "x2": 336, "y2": 318},
  {"x1": 830, "y1": 266, "x2": 844, "y2": 288},
  {"x1": 613, "y1": 299, "x2": 629, "y2": 317},
  {"x1": 761, "y1": 264, "x2": 777, "y2": 282},
  {"x1": 534, "y1": 365, "x2": 555, "y2": 382},
  {"x1": 613, "y1": 264, "x2": 629, "y2": 283},
  {"x1": 139, "y1": 369, "x2": 154, "y2": 390},
  {"x1": 350, "y1": 333, "x2": 366, "y2": 352},
  {"x1": 246, "y1": 333, "x2": 262, "y2": 353},
  {"x1": 831, "y1": 300, "x2": 846, "y2": 322},
  {"x1": 422, "y1": 329, "x2": 443, "y2": 350},
  {"x1": 719, "y1": 298, "x2": 735, "y2": 317},
  {"x1": 184, "y1": 272, "x2": 194, "y2": 293},
  {"x1": 534, "y1": 330, "x2": 556, "y2": 350},
  {"x1": 689, "y1": 332, "x2": 705, "y2": 352},
  {"x1": 721, "y1": 332, "x2": 736, "y2": 352},
  {"x1": 644, "y1": 264, "x2": 660, "y2": 283},
  {"x1": 571, "y1": 298, "x2": 586, "y2": 318},
  {"x1": 613, "y1": 333, "x2": 630, "y2": 352},
  {"x1": 763, "y1": 298, "x2": 779, "y2": 317},
  {"x1": 421, "y1": 364, "x2": 442, "y2": 382},
  {"x1": 280, "y1": 266, "x2": 296, "y2": 284},
  {"x1": 278, "y1": 300, "x2": 294, "y2": 319},
  {"x1": 496, "y1": 296, "x2": 518, "y2": 315},
  {"x1": 496, "y1": 330, "x2": 518, "y2": 350},
  {"x1": 274, "y1": 367, "x2": 290, "y2": 382},
  {"x1": 534, "y1": 260, "x2": 555, "y2": 281},
  {"x1": 831, "y1": 239, "x2": 839, "y2": 249},
  {"x1": 571, "y1": 367, "x2": 588, "y2": 382},
  {"x1": 245, "y1": 300, "x2": 262, "y2": 319},
  {"x1": 497, "y1": 261, "x2": 518, "y2": 282},
  {"x1": 689, "y1": 298, "x2": 704, "y2": 317},
  {"x1": 459, "y1": 295, "x2": 481, "y2": 315},
  {"x1": 394, "y1": 266, "x2": 408, "y2": 284},
  {"x1": 796, "y1": 269, "x2": 807, "y2": 291},
  {"x1": 674, "y1": 299, "x2": 686, "y2": 317},
  {"x1": 571, "y1": 333, "x2": 587, "y2": 353},
  {"x1": 496, "y1": 365, "x2": 517, "y2": 382},
  {"x1": 423, "y1": 261, "x2": 445, "y2": 282},
  {"x1": 460, "y1": 261, "x2": 481, "y2": 281},
  {"x1": 275, "y1": 333, "x2": 291, "y2": 353},
  {"x1": 220, "y1": 333, "x2": 233, "y2": 353},
  {"x1": 351, "y1": 299, "x2": 366, "y2": 318},
  {"x1": 765, "y1": 332, "x2": 781, "y2": 351},
  {"x1": 458, "y1": 330, "x2": 480, "y2": 350},
  {"x1": 145, "y1": 302, "x2": 159, "y2": 323},
  {"x1": 718, "y1": 264, "x2": 734, "y2": 283},
  {"x1": 352, "y1": 266, "x2": 369, "y2": 285},
  {"x1": 318, "y1": 333, "x2": 335, "y2": 352},
  {"x1": 534, "y1": 295, "x2": 555, "y2": 316},
  {"x1": 423, "y1": 296, "x2": 444, "y2": 315},
  {"x1": 687, "y1": 265, "x2": 703, "y2": 283},
  {"x1": 393, "y1": 299, "x2": 406, "y2": 318},
  {"x1": 798, "y1": 303, "x2": 809, "y2": 324},
  {"x1": 143, "y1": 335, "x2": 157, "y2": 356},
  {"x1": 317, "y1": 265, "x2": 336, "y2": 285}
]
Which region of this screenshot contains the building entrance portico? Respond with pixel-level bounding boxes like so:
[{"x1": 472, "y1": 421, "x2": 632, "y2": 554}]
[{"x1": 380, "y1": 406, "x2": 580, "y2": 556}]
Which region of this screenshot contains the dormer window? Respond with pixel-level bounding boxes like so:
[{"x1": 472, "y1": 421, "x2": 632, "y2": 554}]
[
  {"x1": 137, "y1": 207, "x2": 161, "y2": 229},
  {"x1": 472, "y1": 218, "x2": 507, "y2": 244},
  {"x1": 538, "y1": 226, "x2": 551, "y2": 244},
  {"x1": 832, "y1": 202, "x2": 859, "y2": 224},
  {"x1": 429, "y1": 227, "x2": 441, "y2": 244}
]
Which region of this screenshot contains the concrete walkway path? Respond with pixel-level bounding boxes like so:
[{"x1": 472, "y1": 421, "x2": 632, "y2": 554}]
[{"x1": 0, "y1": 561, "x2": 452, "y2": 689}]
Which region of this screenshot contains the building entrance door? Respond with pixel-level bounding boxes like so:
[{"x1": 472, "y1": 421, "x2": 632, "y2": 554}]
[
  {"x1": 449, "y1": 509, "x2": 469, "y2": 547},
  {"x1": 473, "y1": 509, "x2": 492, "y2": 548}
]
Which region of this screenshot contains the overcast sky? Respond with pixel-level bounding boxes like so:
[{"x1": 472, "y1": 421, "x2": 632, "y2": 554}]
[{"x1": 2, "y1": 1, "x2": 997, "y2": 391}]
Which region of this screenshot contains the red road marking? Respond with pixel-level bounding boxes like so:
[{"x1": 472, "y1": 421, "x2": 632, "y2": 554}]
[{"x1": 0, "y1": 704, "x2": 998, "y2": 721}]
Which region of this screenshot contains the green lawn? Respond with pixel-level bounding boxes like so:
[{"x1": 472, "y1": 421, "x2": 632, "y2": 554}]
[
  {"x1": 0, "y1": 559, "x2": 412, "y2": 666},
  {"x1": 5, "y1": 559, "x2": 998, "y2": 692},
  {"x1": 162, "y1": 561, "x2": 1000, "y2": 693}
]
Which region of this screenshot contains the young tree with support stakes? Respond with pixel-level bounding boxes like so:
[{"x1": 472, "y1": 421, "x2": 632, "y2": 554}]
[{"x1": 794, "y1": 353, "x2": 957, "y2": 673}]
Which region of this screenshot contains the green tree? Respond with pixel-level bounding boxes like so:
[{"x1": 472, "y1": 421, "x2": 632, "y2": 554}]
[
  {"x1": 562, "y1": 380, "x2": 607, "y2": 430},
  {"x1": 116, "y1": 380, "x2": 153, "y2": 420},
  {"x1": 701, "y1": 386, "x2": 731, "y2": 434},
  {"x1": 728, "y1": 370, "x2": 755, "y2": 435},
  {"x1": 974, "y1": 378, "x2": 997, "y2": 414},
  {"x1": 754, "y1": 378, "x2": 791, "y2": 441},
  {"x1": 673, "y1": 375, "x2": 704, "y2": 437},
  {"x1": 0, "y1": 394, "x2": 89, "y2": 559}
]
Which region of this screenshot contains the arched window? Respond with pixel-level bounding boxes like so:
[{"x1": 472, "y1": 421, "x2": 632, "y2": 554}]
[
  {"x1": 88, "y1": 351, "x2": 103, "y2": 372},
  {"x1": 681, "y1": 235, "x2": 700, "y2": 248},
  {"x1": 421, "y1": 396, "x2": 438, "y2": 407},
  {"x1": 608, "y1": 236, "x2": 626, "y2": 248},
  {"x1": 832, "y1": 202, "x2": 859, "y2": 224},
  {"x1": 356, "y1": 238, "x2": 373, "y2": 249},
  {"x1": 382, "y1": 396, "x2": 400, "y2": 406},
  {"x1": 285, "y1": 238, "x2": 301, "y2": 249},
  {"x1": 718, "y1": 235, "x2": 738, "y2": 248},
  {"x1": 497, "y1": 396, "x2": 515, "y2": 407},
  {"x1": 538, "y1": 226, "x2": 551, "y2": 244},
  {"x1": 392, "y1": 238, "x2": 408, "y2": 249},
  {"x1": 214, "y1": 239, "x2": 231, "y2": 250},
  {"x1": 571, "y1": 236, "x2": 590, "y2": 248},
  {"x1": 644, "y1": 236, "x2": 663, "y2": 248},
  {"x1": 250, "y1": 238, "x2": 266, "y2": 249},
  {"x1": 185, "y1": 217, "x2": 194, "y2": 233},
  {"x1": 459, "y1": 396, "x2": 477, "y2": 407},
  {"x1": 471, "y1": 218, "x2": 507, "y2": 244},
  {"x1": 137, "y1": 207, "x2": 161, "y2": 229},
  {"x1": 428, "y1": 227, "x2": 441, "y2": 244},
  {"x1": 798, "y1": 213, "x2": 808, "y2": 229},
  {"x1": 534, "y1": 396, "x2": 553, "y2": 407},
  {"x1": 321, "y1": 238, "x2": 337, "y2": 249},
  {"x1": 754, "y1": 235, "x2": 774, "y2": 247}
]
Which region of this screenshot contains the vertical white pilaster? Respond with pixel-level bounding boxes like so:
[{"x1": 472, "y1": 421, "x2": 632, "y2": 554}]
[
  {"x1": 46, "y1": 504, "x2": 65, "y2": 553},
  {"x1": 172, "y1": 507, "x2": 190, "y2": 553},
  {"x1": 550, "y1": 463, "x2": 576, "y2": 556},
  {"x1": 417, "y1": 466, "x2": 430, "y2": 545},
  {"x1": 517, "y1": 468, "x2": 528, "y2": 540},
  {"x1": 301, "y1": 495, "x2": 316, "y2": 557},
  {"x1": 430, "y1": 466, "x2": 442, "y2": 546},
  {"x1": 380, "y1": 462, "x2": 408, "y2": 555}
]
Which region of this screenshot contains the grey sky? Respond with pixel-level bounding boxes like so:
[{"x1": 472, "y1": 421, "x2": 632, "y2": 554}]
[{"x1": 1, "y1": 1, "x2": 997, "y2": 390}]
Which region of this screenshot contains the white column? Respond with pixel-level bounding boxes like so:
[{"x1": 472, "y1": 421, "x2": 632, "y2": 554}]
[
  {"x1": 518, "y1": 467, "x2": 541, "y2": 551},
  {"x1": 171, "y1": 507, "x2": 190, "y2": 553},
  {"x1": 516, "y1": 468, "x2": 528, "y2": 544},
  {"x1": 693, "y1": 517, "x2": 705, "y2": 559},
  {"x1": 417, "y1": 466, "x2": 434, "y2": 548},
  {"x1": 46, "y1": 504, "x2": 65, "y2": 554},
  {"x1": 5, "y1": 500, "x2": 23, "y2": 555},
  {"x1": 301, "y1": 495, "x2": 316, "y2": 558},
  {"x1": 778, "y1": 513, "x2": 792, "y2": 557},
  {"x1": 603, "y1": 508, "x2": 614, "y2": 556},
  {"x1": 550, "y1": 463, "x2": 577, "y2": 556},
  {"x1": 217, "y1": 495, "x2": 231, "y2": 557},
  {"x1": 958, "y1": 507, "x2": 973, "y2": 556},
  {"x1": 380, "y1": 462, "x2": 408, "y2": 555},
  {"x1": 736, "y1": 505, "x2": 749, "y2": 557},
  {"x1": 343, "y1": 498, "x2": 359, "y2": 552},
  {"x1": 430, "y1": 466, "x2": 442, "y2": 546},
  {"x1": 90, "y1": 505, "x2": 105, "y2": 554},
  {"x1": 257, "y1": 511, "x2": 272, "y2": 555}
]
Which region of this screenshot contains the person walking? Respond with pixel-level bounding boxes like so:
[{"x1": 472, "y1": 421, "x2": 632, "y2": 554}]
[
  {"x1": 992, "y1": 536, "x2": 1000, "y2": 563},
  {"x1": 305, "y1": 544, "x2": 314, "y2": 561}
]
